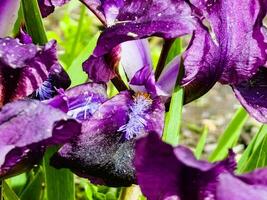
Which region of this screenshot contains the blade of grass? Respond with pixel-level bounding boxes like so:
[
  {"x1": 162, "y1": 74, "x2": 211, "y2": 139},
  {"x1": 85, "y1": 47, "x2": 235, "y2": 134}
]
[
  {"x1": 162, "y1": 38, "x2": 183, "y2": 146},
  {"x1": 21, "y1": 0, "x2": 47, "y2": 44},
  {"x1": 2, "y1": 181, "x2": 19, "y2": 200},
  {"x1": 209, "y1": 107, "x2": 248, "y2": 162},
  {"x1": 237, "y1": 125, "x2": 267, "y2": 173},
  {"x1": 19, "y1": 168, "x2": 45, "y2": 200},
  {"x1": 163, "y1": 86, "x2": 184, "y2": 146},
  {"x1": 43, "y1": 147, "x2": 75, "y2": 200},
  {"x1": 195, "y1": 126, "x2": 209, "y2": 159}
]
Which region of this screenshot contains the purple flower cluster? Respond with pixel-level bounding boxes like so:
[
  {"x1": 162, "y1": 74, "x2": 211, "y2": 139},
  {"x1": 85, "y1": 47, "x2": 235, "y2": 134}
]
[{"x1": 1, "y1": 0, "x2": 267, "y2": 199}]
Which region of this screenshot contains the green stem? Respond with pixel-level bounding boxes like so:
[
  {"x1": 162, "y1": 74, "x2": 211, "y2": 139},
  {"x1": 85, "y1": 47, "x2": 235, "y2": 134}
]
[
  {"x1": 155, "y1": 39, "x2": 175, "y2": 80},
  {"x1": 21, "y1": 0, "x2": 48, "y2": 44},
  {"x1": 69, "y1": 5, "x2": 86, "y2": 64}
]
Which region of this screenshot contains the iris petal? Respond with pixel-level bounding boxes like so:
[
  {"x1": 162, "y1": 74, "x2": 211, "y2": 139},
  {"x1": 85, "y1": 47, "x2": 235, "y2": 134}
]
[{"x1": 0, "y1": 99, "x2": 81, "y2": 179}]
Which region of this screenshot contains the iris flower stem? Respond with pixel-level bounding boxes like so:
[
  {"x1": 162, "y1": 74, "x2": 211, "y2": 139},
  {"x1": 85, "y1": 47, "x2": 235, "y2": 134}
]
[
  {"x1": 155, "y1": 39, "x2": 175, "y2": 80},
  {"x1": 111, "y1": 76, "x2": 128, "y2": 92},
  {"x1": 69, "y1": 5, "x2": 86, "y2": 64}
]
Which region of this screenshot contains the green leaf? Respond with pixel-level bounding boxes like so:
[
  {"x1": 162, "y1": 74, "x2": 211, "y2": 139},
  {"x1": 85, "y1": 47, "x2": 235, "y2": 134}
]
[
  {"x1": 2, "y1": 181, "x2": 20, "y2": 200},
  {"x1": 67, "y1": 33, "x2": 99, "y2": 87},
  {"x1": 43, "y1": 147, "x2": 75, "y2": 200},
  {"x1": 20, "y1": 168, "x2": 45, "y2": 200},
  {"x1": 166, "y1": 38, "x2": 183, "y2": 64},
  {"x1": 162, "y1": 86, "x2": 184, "y2": 146},
  {"x1": 209, "y1": 107, "x2": 248, "y2": 162},
  {"x1": 21, "y1": 0, "x2": 48, "y2": 44},
  {"x1": 195, "y1": 126, "x2": 209, "y2": 159},
  {"x1": 238, "y1": 125, "x2": 267, "y2": 173}
]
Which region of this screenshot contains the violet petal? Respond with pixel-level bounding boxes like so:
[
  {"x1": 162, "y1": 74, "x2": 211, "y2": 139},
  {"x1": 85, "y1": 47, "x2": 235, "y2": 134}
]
[
  {"x1": 51, "y1": 91, "x2": 164, "y2": 186},
  {"x1": 0, "y1": 38, "x2": 60, "y2": 105},
  {"x1": 232, "y1": 67, "x2": 267, "y2": 123},
  {"x1": 135, "y1": 133, "x2": 236, "y2": 200},
  {"x1": 0, "y1": 99, "x2": 81, "y2": 179}
]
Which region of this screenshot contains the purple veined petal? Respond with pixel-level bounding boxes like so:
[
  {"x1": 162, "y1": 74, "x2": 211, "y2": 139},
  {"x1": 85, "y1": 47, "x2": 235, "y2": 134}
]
[
  {"x1": 30, "y1": 63, "x2": 71, "y2": 101},
  {"x1": 38, "y1": 0, "x2": 70, "y2": 17},
  {"x1": 120, "y1": 39, "x2": 152, "y2": 81},
  {"x1": 157, "y1": 55, "x2": 181, "y2": 96},
  {"x1": 130, "y1": 66, "x2": 168, "y2": 98},
  {"x1": 51, "y1": 91, "x2": 164, "y2": 186},
  {"x1": 217, "y1": 173, "x2": 267, "y2": 200},
  {"x1": 83, "y1": 45, "x2": 121, "y2": 83},
  {"x1": 0, "y1": 0, "x2": 20, "y2": 37},
  {"x1": 181, "y1": 25, "x2": 223, "y2": 104},
  {"x1": 83, "y1": 0, "x2": 196, "y2": 83},
  {"x1": 232, "y1": 67, "x2": 267, "y2": 123},
  {"x1": 79, "y1": 0, "x2": 107, "y2": 25},
  {"x1": 65, "y1": 83, "x2": 108, "y2": 120},
  {"x1": 194, "y1": 0, "x2": 267, "y2": 85},
  {"x1": 101, "y1": 0, "x2": 124, "y2": 26},
  {"x1": 92, "y1": 0, "x2": 196, "y2": 57},
  {"x1": 0, "y1": 38, "x2": 60, "y2": 106},
  {"x1": 0, "y1": 99, "x2": 81, "y2": 179},
  {"x1": 135, "y1": 133, "x2": 236, "y2": 200}
]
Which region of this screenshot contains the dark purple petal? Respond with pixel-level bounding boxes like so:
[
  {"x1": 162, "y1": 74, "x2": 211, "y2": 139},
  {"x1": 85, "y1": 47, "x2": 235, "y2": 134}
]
[
  {"x1": 0, "y1": 99, "x2": 81, "y2": 179},
  {"x1": 101, "y1": 0, "x2": 123, "y2": 26},
  {"x1": 232, "y1": 67, "x2": 267, "y2": 123},
  {"x1": 217, "y1": 173, "x2": 267, "y2": 200},
  {"x1": 65, "y1": 83, "x2": 108, "y2": 120},
  {"x1": 0, "y1": 38, "x2": 60, "y2": 106},
  {"x1": 182, "y1": 25, "x2": 222, "y2": 104},
  {"x1": 182, "y1": 0, "x2": 267, "y2": 103},
  {"x1": 80, "y1": 0, "x2": 107, "y2": 25},
  {"x1": 51, "y1": 91, "x2": 164, "y2": 186},
  {"x1": 0, "y1": 0, "x2": 20, "y2": 37},
  {"x1": 31, "y1": 64, "x2": 71, "y2": 101},
  {"x1": 135, "y1": 133, "x2": 235, "y2": 200},
  {"x1": 38, "y1": 0, "x2": 70, "y2": 17},
  {"x1": 17, "y1": 29, "x2": 33, "y2": 44},
  {"x1": 93, "y1": 0, "x2": 196, "y2": 57},
  {"x1": 83, "y1": 0, "x2": 196, "y2": 82},
  {"x1": 130, "y1": 66, "x2": 168, "y2": 98},
  {"x1": 83, "y1": 45, "x2": 121, "y2": 83}
]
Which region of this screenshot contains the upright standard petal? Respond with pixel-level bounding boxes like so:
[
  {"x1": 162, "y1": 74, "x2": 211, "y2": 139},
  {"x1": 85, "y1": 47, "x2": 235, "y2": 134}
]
[
  {"x1": 135, "y1": 133, "x2": 235, "y2": 200},
  {"x1": 0, "y1": 0, "x2": 20, "y2": 37},
  {"x1": 0, "y1": 38, "x2": 60, "y2": 106},
  {"x1": 0, "y1": 100, "x2": 81, "y2": 179},
  {"x1": 83, "y1": 0, "x2": 196, "y2": 82},
  {"x1": 51, "y1": 91, "x2": 164, "y2": 186}
]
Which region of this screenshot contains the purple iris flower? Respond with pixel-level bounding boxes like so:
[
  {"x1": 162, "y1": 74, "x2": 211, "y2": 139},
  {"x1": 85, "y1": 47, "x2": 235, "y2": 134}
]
[
  {"x1": 38, "y1": 0, "x2": 70, "y2": 17},
  {"x1": 0, "y1": 4, "x2": 76, "y2": 178},
  {"x1": 81, "y1": 0, "x2": 196, "y2": 83},
  {"x1": 135, "y1": 133, "x2": 267, "y2": 200},
  {"x1": 181, "y1": 0, "x2": 267, "y2": 122},
  {"x1": 50, "y1": 39, "x2": 180, "y2": 186}
]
